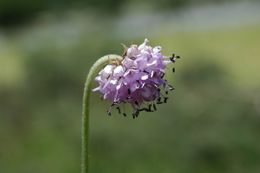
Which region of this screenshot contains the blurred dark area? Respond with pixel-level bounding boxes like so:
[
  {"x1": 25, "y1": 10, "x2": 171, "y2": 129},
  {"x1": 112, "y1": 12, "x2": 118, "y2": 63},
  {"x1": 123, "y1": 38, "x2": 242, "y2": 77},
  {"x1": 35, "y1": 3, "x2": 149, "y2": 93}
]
[
  {"x1": 0, "y1": 0, "x2": 253, "y2": 27},
  {"x1": 0, "y1": 0, "x2": 260, "y2": 173}
]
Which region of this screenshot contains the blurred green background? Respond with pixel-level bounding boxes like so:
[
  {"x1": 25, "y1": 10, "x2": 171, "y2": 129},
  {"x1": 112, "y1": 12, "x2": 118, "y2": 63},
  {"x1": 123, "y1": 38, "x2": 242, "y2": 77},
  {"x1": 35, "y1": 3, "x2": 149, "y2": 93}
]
[{"x1": 1, "y1": 0, "x2": 260, "y2": 173}]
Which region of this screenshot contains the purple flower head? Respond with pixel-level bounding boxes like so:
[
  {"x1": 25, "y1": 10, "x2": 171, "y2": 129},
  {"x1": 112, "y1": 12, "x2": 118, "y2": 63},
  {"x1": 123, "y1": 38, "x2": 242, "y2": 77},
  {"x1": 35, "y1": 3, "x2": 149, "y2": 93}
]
[{"x1": 93, "y1": 39, "x2": 180, "y2": 118}]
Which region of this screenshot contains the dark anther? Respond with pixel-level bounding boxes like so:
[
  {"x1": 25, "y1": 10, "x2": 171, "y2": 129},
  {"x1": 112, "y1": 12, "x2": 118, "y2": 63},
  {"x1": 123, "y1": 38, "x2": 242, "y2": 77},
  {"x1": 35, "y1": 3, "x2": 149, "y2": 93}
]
[
  {"x1": 157, "y1": 101, "x2": 163, "y2": 104},
  {"x1": 143, "y1": 70, "x2": 149, "y2": 74},
  {"x1": 116, "y1": 106, "x2": 121, "y2": 114},
  {"x1": 165, "y1": 91, "x2": 169, "y2": 95},
  {"x1": 135, "y1": 101, "x2": 139, "y2": 105},
  {"x1": 168, "y1": 84, "x2": 175, "y2": 91},
  {"x1": 107, "y1": 103, "x2": 116, "y2": 116},
  {"x1": 128, "y1": 88, "x2": 131, "y2": 95},
  {"x1": 164, "y1": 97, "x2": 168, "y2": 103},
  {"x1": 139, "y1": 107, "x2": 150, "y2": 112},
  {"x1": 161, "y1": 73, "x2": 165, "y2": 78},
  {"x1": 172, "y1": 68, "x2": 175, "y2": 73},
  {"x1": 132, "y1": 109, "x2": 139, "y2": 119},
  {"x1": 153, "y1": 104, "x2": 157, "y2": 111},
  {"x1": 139, "y1": 108, "x2": 145, "y2": 112},
  {"x1": 138, "y1": 108, "x2": 145, "y2": 112},
  {"x1": 170, "y1": 53, "x2": 176, "y2": 62},
  {"x1": 156, "y1": 97, "x2": 163, "y2": 104},
  {"x1": 123, "y1": 113, "x2": 127, "y2": 117},
  {"x1": 176, "y1": 55, "x2": 180, "y2": 59},
  {"x1": 148, "y1": 104, "x2": 153, "y2": 112},
  {"x1": 170, "y1": 57, "x2": 175, "y2": 62}
]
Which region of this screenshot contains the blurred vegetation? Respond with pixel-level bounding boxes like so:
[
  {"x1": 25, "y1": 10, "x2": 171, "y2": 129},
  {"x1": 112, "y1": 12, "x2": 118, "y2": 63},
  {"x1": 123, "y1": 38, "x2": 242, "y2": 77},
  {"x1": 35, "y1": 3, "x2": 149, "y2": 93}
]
[
  {"x1": 0, "y1": 0, "x2": 256, "y2": 26},
  {"x1": 0, "y1": 0, "x2": 260, "y2": 173}
]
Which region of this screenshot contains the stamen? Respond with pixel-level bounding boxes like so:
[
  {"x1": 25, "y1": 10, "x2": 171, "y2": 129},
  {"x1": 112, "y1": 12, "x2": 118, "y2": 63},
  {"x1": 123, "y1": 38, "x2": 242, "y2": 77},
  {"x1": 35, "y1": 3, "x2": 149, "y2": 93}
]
[
  {"x1": 132, "y1": 109, "x2": 140, "y2": 118},
  {"x1": 139, "y1": 102, "x2": 159, "y2": 113},
  {"x1": 164, "y1": 81, "x2": 174, "y2": 91},
  {"x1": 107, "y1": 103, "x2": 116, "y2": 116},
  {"x1": 153, "y1": 104, "x2": 157, "y2": 111},
  {"x1": 148, "y1": 104, "x2": 153, "y2": 112},
  {"x1": 168, "y1": 84, "x2": 175, "y2": 91},
  {"x1": 116, "y1": 106, "x2": 121, "y2": 114},
  {"x1": 157, "y1": 97, "x2": 163, "y2": 104},
  {"x1": 161, "y1": 73, "x2": 165, "y2": 78},
  {"x1": 170, "y1": 54, "x2": 176, "y2": 62},
  {"x1": 139, "y1": 108, "x2": 147, "y2": 112}
]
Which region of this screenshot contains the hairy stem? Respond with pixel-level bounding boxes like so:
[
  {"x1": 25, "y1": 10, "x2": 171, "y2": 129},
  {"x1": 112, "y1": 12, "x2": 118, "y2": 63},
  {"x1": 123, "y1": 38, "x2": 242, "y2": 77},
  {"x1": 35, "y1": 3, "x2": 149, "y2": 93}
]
[{"x1": 81, "y1": 54, "x2": 123, "y2": 173}]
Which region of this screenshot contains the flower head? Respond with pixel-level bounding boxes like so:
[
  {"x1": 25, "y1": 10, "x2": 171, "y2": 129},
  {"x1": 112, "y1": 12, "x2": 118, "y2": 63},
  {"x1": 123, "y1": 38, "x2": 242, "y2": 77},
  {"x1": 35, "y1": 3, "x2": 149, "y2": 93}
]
[{"x1": 93, "y1": 39, "x2": 180, "y2": 118}]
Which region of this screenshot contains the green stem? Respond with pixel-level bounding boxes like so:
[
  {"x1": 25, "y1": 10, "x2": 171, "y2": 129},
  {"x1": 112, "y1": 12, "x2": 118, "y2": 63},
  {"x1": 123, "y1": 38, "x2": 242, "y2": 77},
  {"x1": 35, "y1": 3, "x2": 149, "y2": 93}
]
[{"x1": 81, "y1": 54, "x2": 123, "y2": 173}]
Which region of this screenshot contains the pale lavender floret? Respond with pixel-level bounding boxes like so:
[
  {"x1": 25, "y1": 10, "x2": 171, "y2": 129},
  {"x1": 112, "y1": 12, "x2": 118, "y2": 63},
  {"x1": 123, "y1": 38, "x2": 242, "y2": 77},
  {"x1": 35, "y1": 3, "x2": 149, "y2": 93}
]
[{"x1": 93, "y1": 39, "x2": 178, "y2": 118}]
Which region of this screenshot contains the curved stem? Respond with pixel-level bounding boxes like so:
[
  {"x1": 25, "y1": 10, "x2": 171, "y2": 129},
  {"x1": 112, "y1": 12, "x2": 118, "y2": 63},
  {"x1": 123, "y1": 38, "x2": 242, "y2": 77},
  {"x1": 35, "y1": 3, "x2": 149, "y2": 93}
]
[{"x1": 81, "y1": 54, "x2": 123, "y2": 173}]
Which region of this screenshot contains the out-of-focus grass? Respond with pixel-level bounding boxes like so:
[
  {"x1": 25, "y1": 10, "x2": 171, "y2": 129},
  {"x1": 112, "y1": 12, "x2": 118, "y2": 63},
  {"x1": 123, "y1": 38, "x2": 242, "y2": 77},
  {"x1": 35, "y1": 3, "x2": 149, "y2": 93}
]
[
  {"x1": 159, "y1": 25, "x2": 260, "y2": 88},
  {"x1": 0, "y1": 15, "x2": 260, "y2": 173}
]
